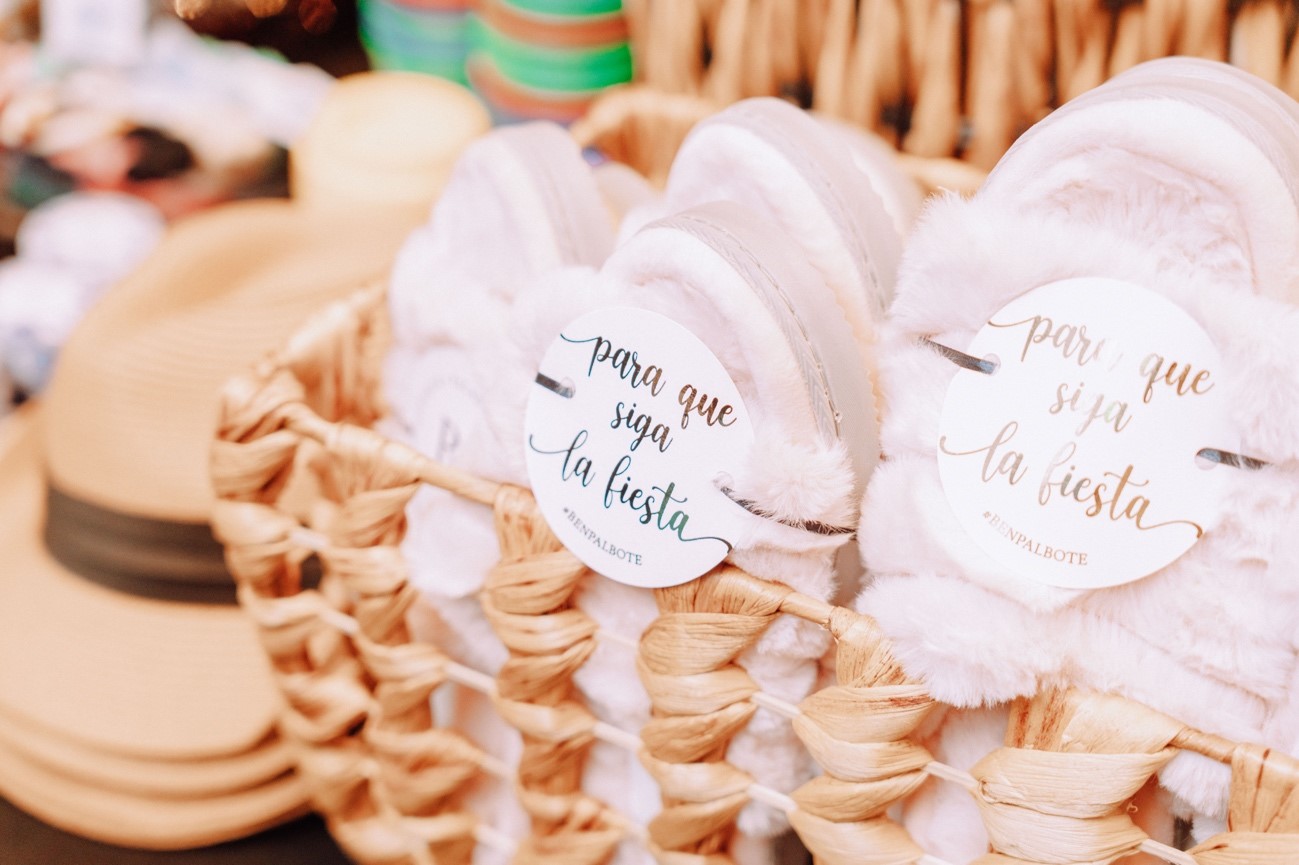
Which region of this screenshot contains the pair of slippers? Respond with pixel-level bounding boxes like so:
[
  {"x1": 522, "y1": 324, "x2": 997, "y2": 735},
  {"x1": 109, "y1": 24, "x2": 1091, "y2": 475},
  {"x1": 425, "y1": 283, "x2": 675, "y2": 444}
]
[
  {"x1": 383, "y1": 101, "x2": 921, "y2": 863},
  {"x1": 858, "y1": 56, "x2": 1299, "y2": 856}
]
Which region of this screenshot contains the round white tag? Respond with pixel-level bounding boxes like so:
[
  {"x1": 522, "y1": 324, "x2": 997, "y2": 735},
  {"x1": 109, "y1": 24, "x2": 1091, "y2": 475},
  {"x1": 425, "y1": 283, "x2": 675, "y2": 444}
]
[
  {"x1": 937, "y1": 278, "x2": 1235, "y2": 589},
  {"x1": 524, "y1": 307, "x2": 754, "y2": 588}
]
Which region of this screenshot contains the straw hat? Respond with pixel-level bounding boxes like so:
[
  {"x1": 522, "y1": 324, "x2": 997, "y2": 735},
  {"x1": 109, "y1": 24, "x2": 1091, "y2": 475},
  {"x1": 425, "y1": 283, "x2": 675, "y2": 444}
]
[
  {"x1": 0, "y1": 795, "x2": 349, "y2": 863},
  {"x1": 290, "y1": 71, "x2": 490, "y2": 216},
  {"x1": 0, "y1": 71, "x2": 488, "y2": 852}
]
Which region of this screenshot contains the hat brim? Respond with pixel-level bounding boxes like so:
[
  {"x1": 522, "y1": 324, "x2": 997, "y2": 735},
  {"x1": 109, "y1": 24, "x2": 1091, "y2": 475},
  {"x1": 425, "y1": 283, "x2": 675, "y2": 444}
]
[
  {"x1": 0, "y1": 794, "x2": 354, "y2": 864},
  {"x1": 0, "y1": 730, "x2": 307, "y2": 850},
  {"x1": 0, "y1": 408, "x2": 283, "y2": 761},
  {"x1": 0, "y1": 700, "x2": 293, "y2": 799}
]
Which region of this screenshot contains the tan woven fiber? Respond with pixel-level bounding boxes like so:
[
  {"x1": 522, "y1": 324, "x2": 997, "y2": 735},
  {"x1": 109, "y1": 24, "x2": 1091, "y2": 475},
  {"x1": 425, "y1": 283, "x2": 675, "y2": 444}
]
[
  {"x1": 635, "y1": 0, "x2": 1299, "y2": 170},
  {"x1": 1186, "y1": 746, "x2": 1299, "y2": 864},
  {"x1": 211, "y1": 282, "x2": 1299, "y2": 862},
  {"x1": 483, "y1": 486, "x2": 623, "y2": 865},
  {"x1": 899, "y1": 0, "x2": 962, "y2": 158},
  {"x1": 639, "y1": 570, "x2": 779, "y2": 858},
  {"x1": 970, "y1": 691, "x2": 1182, "y2": 865},
  {"x1": 786, "y1": 604, "x2": 933, "y2": 864},
  {"x1": 214, "y1": 286, "x2": 487, "y2": 865},
  {"x1": 212, "y1": 140, "x2": 1299, "y2": 865},
  {"x1": 571, "y1": 85, "x2": 987, "y2": 195},
  {"x1": 963, "y1": 0, "x2": 1018, "y2": 170}
]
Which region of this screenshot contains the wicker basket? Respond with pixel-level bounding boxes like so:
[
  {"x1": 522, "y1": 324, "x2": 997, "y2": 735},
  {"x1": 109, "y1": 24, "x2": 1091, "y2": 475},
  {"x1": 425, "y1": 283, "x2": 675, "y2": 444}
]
[
  {"x1": 626, "y1": 0, "x2": 1299, "y2": 171},
  {"x1": 212, "y1": 270, "x2": 1299, "y2": 861},
  {"x1": 571, "y1": 84, "x2": 988, "y2": 193},
  {"x1": 206, "y1": 65, "x2": 1299, "y2": 860}
]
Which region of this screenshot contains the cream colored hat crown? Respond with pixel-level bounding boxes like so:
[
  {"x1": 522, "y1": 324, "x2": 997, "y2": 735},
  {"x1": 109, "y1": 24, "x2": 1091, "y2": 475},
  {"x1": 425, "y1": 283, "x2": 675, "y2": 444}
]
[{"x1": 290, "y1": 72, "x2": 491, "y2": 217}]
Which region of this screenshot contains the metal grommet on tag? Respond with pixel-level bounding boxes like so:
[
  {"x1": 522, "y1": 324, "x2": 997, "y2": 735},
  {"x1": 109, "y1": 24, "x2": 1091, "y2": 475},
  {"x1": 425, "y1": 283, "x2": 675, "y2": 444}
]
[
  {"x1": 1194, "y1": 448, "x2": 1267, "y2": 471},
  {"x1": 922, "y1": 337, "x2": 1000, "y2": 375},
  {"x1": 534, "y1": 372, "x2": 575, "y2": 399}
]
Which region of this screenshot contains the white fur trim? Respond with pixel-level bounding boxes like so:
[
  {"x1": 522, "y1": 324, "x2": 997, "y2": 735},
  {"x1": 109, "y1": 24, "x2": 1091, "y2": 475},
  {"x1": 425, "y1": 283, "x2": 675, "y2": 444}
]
[{"x1": 859, "y1": 77, "x2": 1299, "y2": 828}]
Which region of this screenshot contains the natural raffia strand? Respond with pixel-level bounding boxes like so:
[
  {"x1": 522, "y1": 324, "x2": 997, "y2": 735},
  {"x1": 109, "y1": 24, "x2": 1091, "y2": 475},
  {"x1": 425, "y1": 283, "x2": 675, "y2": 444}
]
[
  {"x1": 179, "y1": 0, "x2": 1299, "y2": 172},
  {"x1": 484, "y1": 486, "x2": 621, "y2": 865},
  {"x1": 631, "y1": 0, "x2": 1299, "y2": 170},
  {"x1": 203, "y1": 86, "x2": 1299, "y2": 862},
  {"x1": 570, "y1": 86, "x2": 988, "y2": 195},
  {"x1": 210, "y1": 266, "x2": 1299, "y2": 864},
  {"x1": 640, "y1": 569, "x2": 781, "y2": 858}
]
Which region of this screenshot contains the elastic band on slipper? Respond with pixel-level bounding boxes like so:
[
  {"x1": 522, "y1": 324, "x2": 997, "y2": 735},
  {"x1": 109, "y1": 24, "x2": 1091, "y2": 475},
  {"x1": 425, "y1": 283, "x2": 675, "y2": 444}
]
[{"x1": 993, "y1": 68, "x2": 1299, "y2": 220}]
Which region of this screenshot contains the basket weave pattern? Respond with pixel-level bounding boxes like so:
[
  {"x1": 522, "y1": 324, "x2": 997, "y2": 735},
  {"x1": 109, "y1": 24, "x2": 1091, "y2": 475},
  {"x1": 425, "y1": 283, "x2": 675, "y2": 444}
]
[
  {"x1": 624, "y1": 0, "x2": 1299, "y2": 171},
  {"x1": 212, "y1": 282, "x2": 1299, "y2": 865}
]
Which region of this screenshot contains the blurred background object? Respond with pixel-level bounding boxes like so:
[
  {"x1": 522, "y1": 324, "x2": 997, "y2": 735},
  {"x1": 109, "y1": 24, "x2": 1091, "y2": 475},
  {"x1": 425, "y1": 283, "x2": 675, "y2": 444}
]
[
  {"x1": 289, "y1": 69, "x2": 490, "y2": 214},
  {"x1": 0, "y1": 17, "x2": 335, "y2": 217},
  {"x1": 624, "y1": 0, "x2": 1299, "y2": 172},
  {"x1": 466, "y1": 0, "x2": 632, "y2": 123},
  {"x1": 0, "y1": 191, "x2": 163, "y2": 400},
  {"x1": 174, "y1": 0, "x2": 340, "y2": 37},
  {"x1": 177, "y1": 0, "x2": 636, "y2": 123},
  {"x1": 0, "y1": 70, "x2": 488, "y2": 860},
  {"x1": 358, "y1": 0, "x2": 474, "y2": 84},
  {"x1": 0, "y1": 799, "x2": 351, "y2": 865},
  {"x1": 164, "y1": 0, "x2": 1299, "y2": 174},
  {"x1": 0, "y1": 2, "x2": 344, "y2": 415}
]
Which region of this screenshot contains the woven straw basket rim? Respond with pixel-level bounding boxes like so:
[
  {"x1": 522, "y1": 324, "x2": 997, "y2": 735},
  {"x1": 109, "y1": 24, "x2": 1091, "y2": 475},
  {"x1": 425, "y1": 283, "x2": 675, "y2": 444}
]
[{"x1": 212, "y1": 256, "x2": 1299, "y2": 865}]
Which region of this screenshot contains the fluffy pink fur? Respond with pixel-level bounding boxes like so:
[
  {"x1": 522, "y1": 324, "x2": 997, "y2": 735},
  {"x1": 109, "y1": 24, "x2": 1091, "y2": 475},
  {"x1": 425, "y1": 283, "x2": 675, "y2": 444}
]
[
  {"x1": 390, "y1": 108, "x2": 911, "y2": 857},
  {"x1": 502, "y1": 212, "x2": 861, "y2": 838},
  {"x1": 859, "y1": 113, "x2": 1299, "y2": 840}
]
